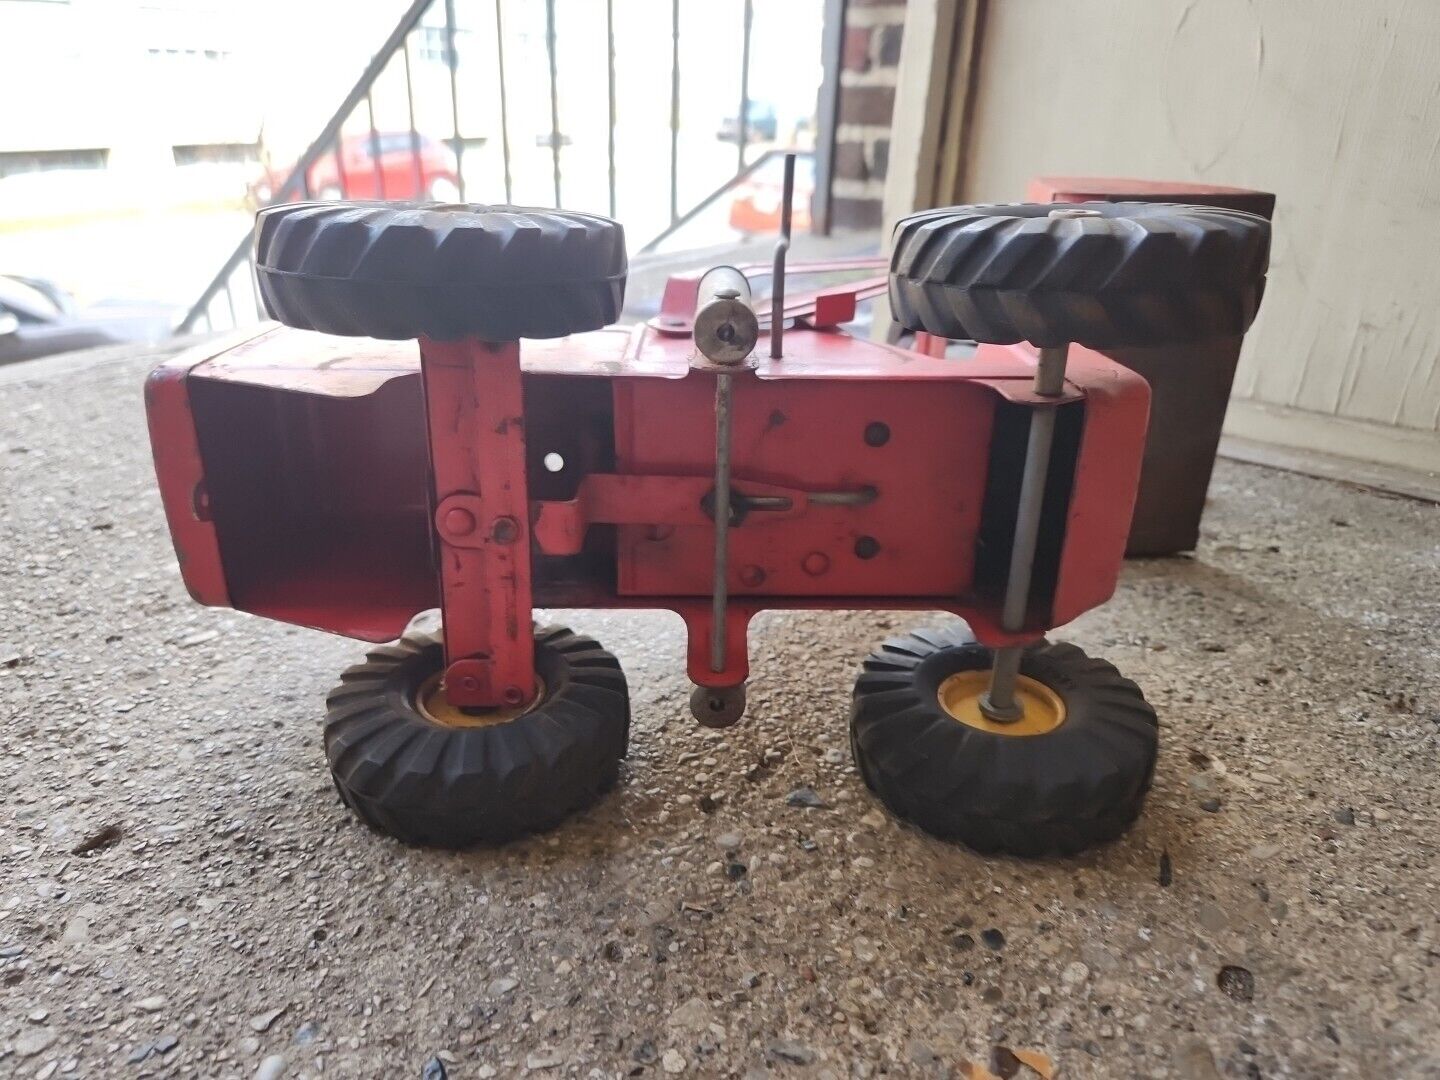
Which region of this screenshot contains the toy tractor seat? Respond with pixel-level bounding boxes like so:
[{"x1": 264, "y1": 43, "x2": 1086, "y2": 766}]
[{"x1": 254, "y1": 202, "x2": 627, "y2": 342}]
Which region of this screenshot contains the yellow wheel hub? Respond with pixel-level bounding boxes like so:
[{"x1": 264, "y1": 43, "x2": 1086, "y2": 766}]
[
  {"x1": 416, "y1": 673, "x2": 545, "y2": 729},
  {"x1": 937, "y1": 670, "x2": 1066, "y2": 736}
]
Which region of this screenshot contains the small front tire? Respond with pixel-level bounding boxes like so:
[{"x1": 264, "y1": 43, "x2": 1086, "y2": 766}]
[
  {"x1": 850, "y1": 623, "x2": 1158, "y2": 857},
  {"x1": 324, "y1": 625, "x2": 629, "y2": 848}
]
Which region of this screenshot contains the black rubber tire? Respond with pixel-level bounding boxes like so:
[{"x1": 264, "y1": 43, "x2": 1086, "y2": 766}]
[
  {"x1": 324, "y1": 625, "x2": 629, "y2": 848},
  {"x1": 888, "y1": 201, "x2": 1269, "y2": 348},
  {"x1": 850, "y1": 623, "x2": 1158, "y2": 857},
  {"x1": 254, "y1": 201, "x2": 626, "y2": 341}
]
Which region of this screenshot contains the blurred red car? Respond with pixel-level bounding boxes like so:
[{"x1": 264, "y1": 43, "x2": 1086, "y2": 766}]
[
  {"x1": 729, "y1": 154, "x2": 814, "y2": 234},
  {"x1": 250, "y1": 132, "x2": 461, "y2": 206}
]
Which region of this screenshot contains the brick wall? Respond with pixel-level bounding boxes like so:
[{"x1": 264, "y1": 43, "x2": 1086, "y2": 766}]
[{"x1": 829, "y1": 0, "x2": 906, "y2": 232}]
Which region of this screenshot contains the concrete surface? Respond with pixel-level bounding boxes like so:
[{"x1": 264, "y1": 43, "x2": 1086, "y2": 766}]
[{"x1": 1, "y1": 346, "x2": 1437, "y2": 1080}]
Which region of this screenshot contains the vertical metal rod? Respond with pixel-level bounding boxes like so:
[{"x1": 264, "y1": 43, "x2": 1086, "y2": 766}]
[
  {"x1": 365, "y1": 92, "x2": 385, "y2": 199},
  {"x1": 605, "y1": 0, "x2": 617, "y2": 218},
  {"x1": 331, "y1": 136, "x2": 347, "y2": 198},
  {"x1": 544, "y1": 0, "x2": 562, "y2": 208},
  {"x1": 735, "y1": 0, "x2": 753, "y2": 172},
  {"x1": 493, "y1": 0, "x2": 512, "y2": 203},
  {"x1": 402, "y1": 32, "x2": 423, "y2": 198},
  {"x1": 769, "y1": 153, "x2": 795, "y2": 360},
  {"x1": 668, "y1": 0, "x2": 680, "y2": 224},
  {"x1": 982, "y1": 344, "x2": 1071, "y2": 720},
  {"x1": 223, "y1": 280, "x2": 237, "y2": 328},
  {"x1": 709, "y1": 373, "x2": 734, "y2": 672},
  {"x1": 444, "y1": 0, "x2": 466, "y2": 201}
]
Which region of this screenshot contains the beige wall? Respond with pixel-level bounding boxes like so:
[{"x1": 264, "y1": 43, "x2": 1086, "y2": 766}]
[{"x1": 957, "y1": 0, "x2": 1440, "y2": 474}]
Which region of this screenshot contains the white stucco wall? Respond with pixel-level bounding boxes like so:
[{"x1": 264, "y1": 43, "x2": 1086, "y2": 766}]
[{"x1": 960, "y1": 0, "x2": 1440, "y2": 474}]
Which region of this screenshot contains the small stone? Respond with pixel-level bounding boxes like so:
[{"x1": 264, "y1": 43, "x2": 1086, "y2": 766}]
[
  {"x1": 239, "y1": 1036, "x2": 261, "y2": 1055},
  {"x1": 1061, "y1": 961, "x2": 1090, "y2": 987},
  {"x1": 724, "y1": 861, "x2": 747, "y2": 881},
  {"x1": 487, "y1": 976, "x2": 519, "y2": 996},
  {"x1": 526, "y1": 1047, "x2": 563, "y2": 1070},
  {"x1": 137, "y1": 995, "x2": 166, "y2": 1013},
  {"x1": 0, "y1": 944, "x2": 24, "y2": 958},
  {"x1": 661, "y1": 1048, "x2": 687, "y2": 1073},
  {"x1": 15, "y1": 1027, "x2": 56, "y2": 1057},
  {"x1": 1176, "y1": 1038, "x2": 1223, "y2": 1079},
  {"x1": 1332, "y1": 807, "x2": 1355, "y2": 826},
  {"x1": 255, "y1": 1055, "x2": 287, "y2": 1080},
  {"x1": 1251, "y1": 772, "x2": 1281, "y2": 785},
  {"x1": 250, "y1": 1005, "x2": 288, "y2": 1032},
  {"x1": 1198, "y1": 904, "x2": 1229, "y2": 933},
  {"x1": 784, "y1": 787, "x2": 827, "y2": 808},
  {"x1": 951, "y1": 932, "x2": 975, "y2": 951},
  {"x1": 154, "y1": 1034, "x2": 180, "y2": 1054},
  {"x1": 477, "y1": 1067, "x2": 498, "y2": 1079},
  {"x1": 715, "y1": 831, "x2": 743, "y2": 852},
  {"x1": 1200, "y1": 798, "x2": 1222, "y2": 813},
  {"x1": 1374, "y1": 808, "x2": 1392, "y2": 822},
  {"x1": 1158, "y1": 850, "x2": 1174, "y2": 887},
  {"x1": 126, "y1": 1044, "x2": 154, "y2": 1064},
  {"x1": 177, "y1": 629, "x2": 219, "y2": 648},
  {"x1": 633, "y1": 1040, "x2": 659, "y2": 1064},
  {"x1": 980, "y1": 928, "x2": 1006, "y2": 950},
  {"x1": 1249, "y1": 843, "x2": 1282, "y2": 859},
  {"x1": 294, "y1": 1022, "x2": 318, "y2": 1046},
  {"x1": 766, "y1": 1040, "x2": 816, "y2": 1066},
  {"x1": 422, "y1": 1055, "x2": 448, "y2": 1080},
  {"x1": 28, "y1": 1008, "x2": 49, "y2": 1022},
  {"x1": 1217, "y1": 965, "x2": 1255, "y2": 1002}
]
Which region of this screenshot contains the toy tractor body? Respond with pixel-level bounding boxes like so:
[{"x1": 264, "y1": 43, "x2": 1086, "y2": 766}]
[{"x1": 146, "y1": 181, "x2": 1268, "y2": 853}]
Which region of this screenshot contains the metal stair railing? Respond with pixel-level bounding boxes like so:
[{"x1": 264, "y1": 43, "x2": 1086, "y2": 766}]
[{"x1": 179, "y1": 0, "x2": 832, "y2": 338}]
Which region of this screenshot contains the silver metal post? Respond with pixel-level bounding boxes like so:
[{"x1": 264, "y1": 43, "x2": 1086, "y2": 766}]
[{"x1": 981, "y1": 343, "x2": 1070, "y2": 721}]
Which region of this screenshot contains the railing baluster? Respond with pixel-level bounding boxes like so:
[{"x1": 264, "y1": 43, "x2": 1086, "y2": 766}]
[
  {"x1": 669, "y1": 0, "x2": 680, "y2": 224},
  {"x1": 494, "y1": 0, "x2": 512, "y2": 204},
  {"x1": 545, "y1": 0, "x2": 562, "y2": 208},
  {"x1": 332, "y1": 135, "x2": 348, "y2": 199},
  {"x1": 444, "y1": 0, "x2": 466, "y2": 201},
  {"x1": 366, "y1": 92, "x2": 385, "y2": 199},
  {"x1": 403, "y1": 31, "x2": 423, "y2": 199},
  {"x1": 606, "y1": 0, "x2": 617, "y2": 218},
  {"x1": 736, "y1": 0, "x2": 752, "y2": 170}
]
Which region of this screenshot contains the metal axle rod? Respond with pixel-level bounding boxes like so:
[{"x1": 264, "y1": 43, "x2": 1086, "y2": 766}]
[{"x1": 980, "y1": 343, "x2": 1070, "y2": 722}]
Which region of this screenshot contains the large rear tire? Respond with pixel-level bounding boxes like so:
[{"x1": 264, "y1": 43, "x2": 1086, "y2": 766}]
[
  {"x1": 888, "y1": 201, "x2": 1269, "y2": 348},
  {"x1": 255, "y1": 202, "x2": 626, "y2": 341}
]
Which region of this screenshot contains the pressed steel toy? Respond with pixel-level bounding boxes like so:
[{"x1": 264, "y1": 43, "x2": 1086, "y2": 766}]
[{"x1": 147, "y1": 159, "x2": 1269, "y2": 853}]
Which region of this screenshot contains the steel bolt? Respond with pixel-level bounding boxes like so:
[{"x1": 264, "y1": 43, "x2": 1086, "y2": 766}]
[
  {"x1": 501, "y1": 685, "x2": 525, "y2": 706},
  {"x1": 459, "y1": 676, "x2": 480, "y2": 692},
  {"x1": 864, "y1": 421, "x2": 891, "y2": 447},
  {"x1": 740, "y1": 564, "x2": 766, "y2": 587},
  {"x1": 491, "y1": 516, "x2": 520, "y2": 544},
  {"x1": 801, "y1": 551, "x2": 830, "y2": 576},
  {"x1": 854, "y1": 536, "x2": 880, "y2": 560},
  {"x1": 443, "y1": 506, "x2": 476, "y2": 536}
]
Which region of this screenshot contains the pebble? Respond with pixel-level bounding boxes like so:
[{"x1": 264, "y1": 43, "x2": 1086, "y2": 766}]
[
  {"x1": 715, "y1": 830, "x2": 743, "y2": 852},
  {"x1": 766, "y1": 1040, "x2": 816, "y2": 1065},
  {"x1": 1061, "y1": 961, "x2": 1090, "y2": 987},
  {"x1": 784, "y1": 787, "x2": 827, "y2": 808},
  {"x1": 15, "y1": 1027, "x2": 56, "y2": 1057},
  {"x1": 1332, "y1": 807, "x2": 1356, "y2": 826},
  {"x1": 661, "y1": 1048, "x2": 687, "y2": 1073},
  {"x1": 250, "y1": 1006, "x2": 288, "y2": 1032},
  {"x1": 981, "y1": 928, "x2": 1006, "y2": 950},
  {"x1": 255, "y1": 1054, "x2": 287, "y2": 1080},
  {"x1": 1200, "y1": 798, "x2": 1222, "y2": 813},
  {"x1": 294, "y1": 1022, "x2": 318, "y2": 1046},
  {"x1": 137, "y1": 995, "x2": 166, "y2": 1013},
  {"x1": 525, "y1": 1048, "x2": 563, "y2": 1070},
  {"x1": 488, "y1": 976, "x2": 519, "y2": 997}
]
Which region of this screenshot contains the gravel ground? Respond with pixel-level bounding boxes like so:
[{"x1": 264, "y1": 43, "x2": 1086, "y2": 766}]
[{"x1": 1, "y1": 348, "x2": 1437, "y2": 1080}]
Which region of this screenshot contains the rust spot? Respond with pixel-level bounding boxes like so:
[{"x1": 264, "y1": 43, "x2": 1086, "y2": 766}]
[{"x1": 764, "y1": 409, "x2": 787, "y2": 432}]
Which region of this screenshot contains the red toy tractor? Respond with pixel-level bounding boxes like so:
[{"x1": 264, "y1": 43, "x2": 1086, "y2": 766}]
[{"x1": 146, "y1": 184, "x2": 1268, "y2": 855}]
